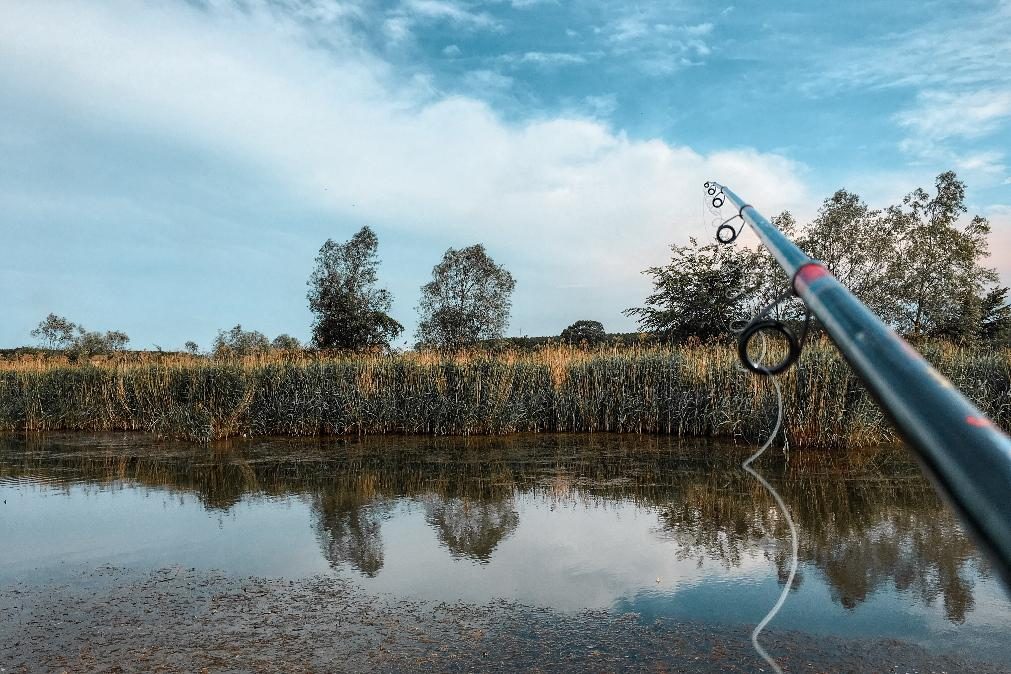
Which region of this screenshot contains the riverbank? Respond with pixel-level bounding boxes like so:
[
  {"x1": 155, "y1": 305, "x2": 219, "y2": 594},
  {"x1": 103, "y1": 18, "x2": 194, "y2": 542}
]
[
  {"x1": 2, "y1": 566, "x2": 1005, "y2": 674},
  {"x1": 1, "y1": 343, "x2": 1008, "y2": 446}
]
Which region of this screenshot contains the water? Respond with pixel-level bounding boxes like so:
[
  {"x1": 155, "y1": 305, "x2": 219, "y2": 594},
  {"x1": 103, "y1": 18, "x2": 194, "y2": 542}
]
[{"x1": 2, "y1": 432, "x2": 1010, "y2": 667}]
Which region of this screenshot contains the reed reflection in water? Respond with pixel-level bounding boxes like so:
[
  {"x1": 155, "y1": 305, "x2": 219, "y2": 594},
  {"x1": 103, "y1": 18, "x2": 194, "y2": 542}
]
[{"x1": 0, "y1": 432, "x2": 1007, "y2": 656}]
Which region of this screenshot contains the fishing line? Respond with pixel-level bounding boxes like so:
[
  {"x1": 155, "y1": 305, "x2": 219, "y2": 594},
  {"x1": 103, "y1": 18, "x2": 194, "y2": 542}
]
[
  {"x1": 740, "y1": 364, "x2": 797, "y2": 674},
  {"x1": 704, "y1": 180, "x2": 800, "y2": 673}
]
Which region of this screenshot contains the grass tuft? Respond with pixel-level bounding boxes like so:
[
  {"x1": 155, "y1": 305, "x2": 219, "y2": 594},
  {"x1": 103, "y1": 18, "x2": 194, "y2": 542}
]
[{"x1": 1, "y1": 342, "x2": 1007, "y2": 446}]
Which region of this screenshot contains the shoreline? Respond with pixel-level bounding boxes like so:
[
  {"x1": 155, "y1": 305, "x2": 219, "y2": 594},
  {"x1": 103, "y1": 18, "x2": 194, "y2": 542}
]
[
  {"x1": 2, "y1": 343, "x2": 1009, "y2": 446},
  {"x1": 3, "y1": 566, "x2": 1006, "y2": 674}
]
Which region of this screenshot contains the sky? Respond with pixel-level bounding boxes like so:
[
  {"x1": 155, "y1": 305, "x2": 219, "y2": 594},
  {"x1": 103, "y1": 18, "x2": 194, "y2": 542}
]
[{"x1": 2, "y1": 0, "x2": 1010, "y2": 349}]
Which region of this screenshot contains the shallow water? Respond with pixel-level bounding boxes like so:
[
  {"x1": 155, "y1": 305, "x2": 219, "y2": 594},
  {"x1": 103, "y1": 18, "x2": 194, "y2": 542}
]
[{"x1": 2, "y1": 433, "x2": 1010, "y2": 668}]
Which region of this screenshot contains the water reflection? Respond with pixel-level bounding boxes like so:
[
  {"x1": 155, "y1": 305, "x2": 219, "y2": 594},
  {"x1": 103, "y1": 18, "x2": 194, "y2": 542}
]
[
  {"x1": 312, "y1": 491, "x2": 390, "y2": 577},
  {"x1": 423, "y1": 495, "x2": 519, "y2": 562},
  {"x1": 0, "y1": 433, "x2": 996, "y2": 627}
]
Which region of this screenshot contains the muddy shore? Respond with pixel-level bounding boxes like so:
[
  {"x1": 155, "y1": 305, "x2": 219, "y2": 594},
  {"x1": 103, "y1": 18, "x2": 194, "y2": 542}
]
[{"x1": 2, "y1": 567, "x2": 1006, "y2": 673}]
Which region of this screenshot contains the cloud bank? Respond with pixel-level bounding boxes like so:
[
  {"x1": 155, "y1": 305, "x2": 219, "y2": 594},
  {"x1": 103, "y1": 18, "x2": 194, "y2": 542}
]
[{"x1": 1, "y1": 0, "x2": 808, "y2": 345}]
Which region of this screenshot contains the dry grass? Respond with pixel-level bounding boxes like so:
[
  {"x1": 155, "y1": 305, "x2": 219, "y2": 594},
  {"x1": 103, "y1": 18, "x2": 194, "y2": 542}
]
[{"x1": 1, "y1": 342, "x2": 1008, "y2": 446}]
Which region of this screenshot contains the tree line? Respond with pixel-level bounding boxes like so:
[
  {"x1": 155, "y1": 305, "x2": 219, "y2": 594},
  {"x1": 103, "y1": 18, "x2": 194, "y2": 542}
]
[
  {"x1": 25, "y1": 171, "x2": 1010, "y2": 356},
  {"x1": 627, "y1": 171, "x2": 1011, "y2": 345}
]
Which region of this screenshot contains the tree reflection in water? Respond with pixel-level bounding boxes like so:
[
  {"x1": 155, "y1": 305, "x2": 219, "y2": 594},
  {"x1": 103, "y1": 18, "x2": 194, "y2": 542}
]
[
  {"x1": 422, "y1": 495, "x2": 519, "y2": 562},
  {"x1": 312, "y1": 489, "x2": 391, "y2": 577},
  {"x1": 0, "y1": 433, "x2": 990, "y2": 623}
]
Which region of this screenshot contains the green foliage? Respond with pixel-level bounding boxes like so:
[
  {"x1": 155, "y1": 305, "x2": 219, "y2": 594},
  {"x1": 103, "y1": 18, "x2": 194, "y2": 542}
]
[
  {"x1": 29, "y1": 314, "x2": 130, "y2": 358},
  {"x1": 415, "y1": 244, "x2": 516, "y2": 350},
  {"x1": 629, "y1": 171, "x2": 1003, "y2": 345},
  {"x1": 30, "y1": 314, "x2": 78, "y2": 349},
  {"x1": 796, "y1": 190, "x2": 895, "y2": 318},
  {"x1": 624, "y1": 238, "x2": 758, "y2": 343},
  {"x1": 103, "y1": 331, "x2": 130, "y2": 351},
  {"x1": 887, "y1": 172, "x2": 998, "y2": 339},
  {"x1": 213, "y1": 325, "x2": 270, "y2": 359},
  {"x1": 980, "y1": 287, "x2": 1011, "y2": 344},
  {"x1": 307, "y1": 226, "x2": 403, "y2": 350},
  {"x1": 1, "y1": 344, "x2": 1007, "y2": 446},
  {"x1": 184, "y1": 341, "x2": 201, "y2": 355},
  {"x1": 271, "y1": 334, "x2": 302, "y2": 351},
  {"x1": 560, "y1": 320, "x2": 606, "y2": 346}
]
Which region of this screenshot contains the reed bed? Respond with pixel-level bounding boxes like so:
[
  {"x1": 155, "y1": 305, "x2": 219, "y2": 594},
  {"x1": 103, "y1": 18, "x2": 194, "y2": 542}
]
[{"x1": 1, "y1": 342, "x2": 1008, "y2": 446}]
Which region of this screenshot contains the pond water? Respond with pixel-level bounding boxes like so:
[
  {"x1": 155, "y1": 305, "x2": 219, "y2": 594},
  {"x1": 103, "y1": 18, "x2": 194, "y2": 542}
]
[{"x1": 2, "y1": 433, "x2": 1010, "y2": 669}]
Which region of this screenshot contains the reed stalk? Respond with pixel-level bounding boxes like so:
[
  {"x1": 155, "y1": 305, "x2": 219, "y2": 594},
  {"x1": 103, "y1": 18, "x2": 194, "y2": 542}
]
[{"x1": 1, "y1": 343, "x2": 1007, "y2": 446}]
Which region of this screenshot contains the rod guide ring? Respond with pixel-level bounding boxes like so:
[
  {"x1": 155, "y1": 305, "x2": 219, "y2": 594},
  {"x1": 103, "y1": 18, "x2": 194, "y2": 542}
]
[{"x1": 737, "y1": 320, "x2": 802, "y2": 375}]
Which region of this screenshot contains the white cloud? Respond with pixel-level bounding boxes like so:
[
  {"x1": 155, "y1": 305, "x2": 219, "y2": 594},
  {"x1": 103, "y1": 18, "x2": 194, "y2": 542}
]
[
  {"x1": 384, "y1": 15, "x2": 413, "y2": 43},
  {"x1": 442, "y1": 44, "x2": 461, "y2": 57},
  {"x1": 583, "y1": 94, "x2": 618, "y2": 119},
  {"x1": 893, "y1": 87, "x2": 1011, "y2": 183},
  {"x1": 683, "y1": 22, "x2": 713, "y2": 36},
  {"x1": 0, "y1": 0, "x2": 807, "y2": 331},
  {"x1": 382, "y1": 0, "x2": 501, "y2": 46},
  {"x1": 896, "y1": 89, "x2": 1011, "y2": 141},
  {"x1": 954, "y1": 151, "x2": 1006, "y2": 176},
  {"x1": 604, "y1": 14, "x2": 715, "y2": 73},
  {"x1": 461, "y1": 69, "x2": 514, "y2": 92},
  {"x1": 401, "y1": 0, "x2": 499, "y2": 29},
  {"x1": 810, "y1": 2, "x2": 1011, "y2": 93},
  {"x1": 610, "y1": 17, "x2": 649, "y2": 43},
  {"x1": 499, "y1": 51, "x2": 590, "y2": 66}
]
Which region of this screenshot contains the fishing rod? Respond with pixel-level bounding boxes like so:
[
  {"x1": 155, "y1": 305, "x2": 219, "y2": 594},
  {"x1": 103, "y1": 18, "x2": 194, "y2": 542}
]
[{"x1": 705, "y1": 180, "x2": 1011, "y2": 588}]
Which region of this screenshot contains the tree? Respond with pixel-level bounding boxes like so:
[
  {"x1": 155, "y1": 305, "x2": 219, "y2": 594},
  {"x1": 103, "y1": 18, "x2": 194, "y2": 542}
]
[
  {"x1": 887, "y1": 172, "x2": 998, "y2": 338},
  {"x1": 632, "y1": 171, "x2": 1001, "y2": 345},
  {"x1": 66, "y1": 328, "x2": 130, "y2": 359},
  {"x1": 415, "y1": 244, "x2": 516, "y2": 350},
  {"x1": 271, "y1": 334, "x2": 301, "y2": 351},
  {"x1": 625, "y1": 238, "x2": 759, "y2": 343},
  {"x1": 796, "y1": 190, "x2": 896, "y2": 319},
  {"x1": 212, "y1": 324, "x2": 270, "y2": 359},
  {"x1": 422, "y1": 495, "x2": 519, "y2": 562},
  {"x1": 979, "y1": 287, "x2": 1011, "y2": 344},
  {"x1": 104, "y1": 330, "x2": 130, "y2": 351},
  {"x1": 32, "y1": 314, "x2": 130, "y2": 357},
  {"x1": 753, "y1": 212, "x2": 805, "y2": 321},
  {"x1": 307, "y1": 226, "x2": 403, "y2": 350},
  {"x1": 560, "y1": 320, "x2": 606, "y2": 346},
  {"x1": 30, "y1": 313, "x2": 77, "y2": 349},
  {"x1": 184, "y1": 341, "x2": 201, "y2": 355}
]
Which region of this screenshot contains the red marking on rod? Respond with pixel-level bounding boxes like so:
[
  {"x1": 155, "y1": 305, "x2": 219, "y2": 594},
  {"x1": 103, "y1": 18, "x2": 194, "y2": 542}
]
[
  {"x1": 794, "y1": 263, "x2": 829, "y2": 293},
  {"x1": 966, "y1": 416, "x2": 992, "y2": 428},
  {"x1": 797, "y1": 263, "x2": 828, "y2": 283}
]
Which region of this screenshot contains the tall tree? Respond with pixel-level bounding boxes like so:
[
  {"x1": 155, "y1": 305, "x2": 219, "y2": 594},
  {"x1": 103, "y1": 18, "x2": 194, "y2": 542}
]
[
  {"x1": 212, "y1": 324, "x2": 270, "y2": 359},
  {"x1": 307, "y1": 226, "x2": 403, "y2": 350},
  {"x1": 979, "y1": 287, "x2": 1011, "y2": 344},
  {"x1": 30, "y1": 313, "x2": 77, "y2": 349},
  {"x1": 797, "y1": 190, "x2": 895, "y2": 319},
  {"x1": 625, "y1": 238, "x2": 759, "y2": 343},
  {"x1": 560, "y1": 320, "x2": 606, "y2": 346},
  {"x1": 271, "y1": 334, "x2": 302, "y2": 351},
  {"x1": 887, "y1": 172, "x2": 997, "y2": 338},
  {"x1": 415, "y1": 244, "x2": 516, "y2": 350},
  {"x1": 754, "y1": 212, "x2": 806, "y2": 321}
]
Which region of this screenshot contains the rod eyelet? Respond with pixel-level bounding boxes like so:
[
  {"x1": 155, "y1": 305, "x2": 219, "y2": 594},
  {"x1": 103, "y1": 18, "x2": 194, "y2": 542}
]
[
  {"x1": 717, "y1": 223, "x2": 739, "y2": 244},
  {"x1": 738, "y1": 320, "x2": 801, "y2": 376}
]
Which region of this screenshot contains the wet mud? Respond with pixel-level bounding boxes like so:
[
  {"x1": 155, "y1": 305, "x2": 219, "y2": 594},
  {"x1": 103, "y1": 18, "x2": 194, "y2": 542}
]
[{"x1": 2, "y1": 567, "x2": 1005, "y2": 674}]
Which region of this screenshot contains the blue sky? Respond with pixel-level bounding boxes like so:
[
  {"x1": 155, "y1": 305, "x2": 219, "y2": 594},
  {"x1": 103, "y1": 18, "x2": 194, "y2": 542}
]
[{"x1": 2, "y1": 0, "x2": 1010, "y2": 349}]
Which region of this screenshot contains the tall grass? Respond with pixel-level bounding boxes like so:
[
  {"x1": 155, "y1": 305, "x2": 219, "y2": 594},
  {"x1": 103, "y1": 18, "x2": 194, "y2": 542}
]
[{"x1": 1, "y1": 342, "x2": 1008, "y2": 446}]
